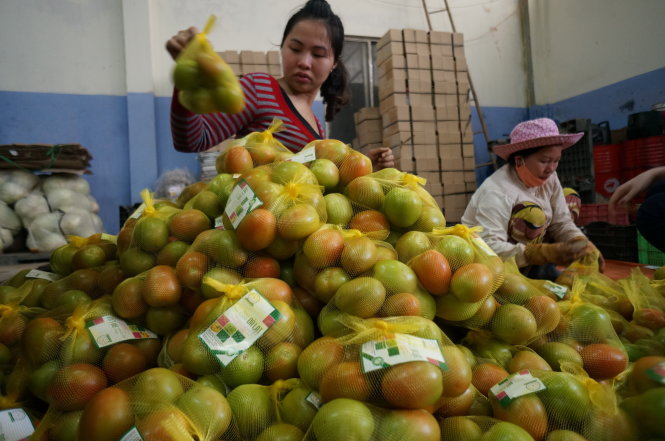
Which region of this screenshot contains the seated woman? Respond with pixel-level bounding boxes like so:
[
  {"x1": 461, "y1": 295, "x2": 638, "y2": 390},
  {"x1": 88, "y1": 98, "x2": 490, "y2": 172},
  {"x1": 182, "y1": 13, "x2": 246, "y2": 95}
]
[{"x1": 462, "y1": 118, "x2": 604, "y2": 280}]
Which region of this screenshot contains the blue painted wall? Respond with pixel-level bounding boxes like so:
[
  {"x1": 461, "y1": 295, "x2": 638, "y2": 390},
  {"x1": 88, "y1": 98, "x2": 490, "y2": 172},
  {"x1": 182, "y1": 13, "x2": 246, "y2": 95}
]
[{"x1": 2, "y1": 66, "x2": 663, "y2": 234}]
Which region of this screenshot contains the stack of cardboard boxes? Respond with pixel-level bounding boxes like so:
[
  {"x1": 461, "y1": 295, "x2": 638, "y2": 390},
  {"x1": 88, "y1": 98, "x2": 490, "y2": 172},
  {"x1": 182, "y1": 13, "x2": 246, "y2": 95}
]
[
  {"x1": 218, "y1": 50, "x2": 282, "y2": 77},
  {"x1": 354, "y1": 28, "x2": 476, "y2": 222}
]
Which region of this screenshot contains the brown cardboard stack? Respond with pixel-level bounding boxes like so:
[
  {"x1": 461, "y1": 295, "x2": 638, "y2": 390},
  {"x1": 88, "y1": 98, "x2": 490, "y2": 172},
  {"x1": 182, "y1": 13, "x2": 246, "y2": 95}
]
[
  {"x1": 218, "y1": 50, "x2": 281, "y2": 77},
  {"x1": 374, "y1": 28, "x2": 476, "y2": 222},
  {"x1": 353, "y1": 107, "x2": 383, "y2": 155}
]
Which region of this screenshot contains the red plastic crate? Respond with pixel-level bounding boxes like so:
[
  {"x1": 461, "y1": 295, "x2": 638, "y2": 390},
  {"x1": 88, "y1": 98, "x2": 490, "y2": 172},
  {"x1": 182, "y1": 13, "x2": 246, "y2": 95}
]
[
  {"x1": 593, "y1": 144, "x2": 621, "y2": 174},
  {"x1": 576, "y1": 203, "x2": 631, "y2": 226}
]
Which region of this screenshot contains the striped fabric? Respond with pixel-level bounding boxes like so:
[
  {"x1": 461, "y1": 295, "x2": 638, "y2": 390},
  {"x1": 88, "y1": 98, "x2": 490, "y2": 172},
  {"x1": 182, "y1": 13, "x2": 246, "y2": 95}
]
[{"x1": 170, "y1": 72, "x2": 324, "y2": 153}]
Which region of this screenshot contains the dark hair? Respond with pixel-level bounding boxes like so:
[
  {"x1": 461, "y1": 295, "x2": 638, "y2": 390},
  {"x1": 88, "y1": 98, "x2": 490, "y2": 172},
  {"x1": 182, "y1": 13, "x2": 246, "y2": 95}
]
[
  {"x1": 507, "y1": 144, "x2": 559, "y2": 165},
  {"x1": 281, "y1": 0, "x2": 350, "y2": 122}
]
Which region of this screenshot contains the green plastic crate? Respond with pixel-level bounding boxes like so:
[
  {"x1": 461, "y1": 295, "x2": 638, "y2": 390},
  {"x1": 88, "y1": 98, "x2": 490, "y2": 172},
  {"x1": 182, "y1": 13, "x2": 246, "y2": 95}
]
[{"x1": 637, "y1": 231, "x2": 665, "y2": 266}]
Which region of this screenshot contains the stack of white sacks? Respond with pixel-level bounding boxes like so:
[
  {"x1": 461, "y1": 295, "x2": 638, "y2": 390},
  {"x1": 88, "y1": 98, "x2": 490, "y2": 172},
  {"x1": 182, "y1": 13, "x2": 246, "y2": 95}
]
[{"x1": 0, "y1": 170, "x2": 104, "y2": 253}]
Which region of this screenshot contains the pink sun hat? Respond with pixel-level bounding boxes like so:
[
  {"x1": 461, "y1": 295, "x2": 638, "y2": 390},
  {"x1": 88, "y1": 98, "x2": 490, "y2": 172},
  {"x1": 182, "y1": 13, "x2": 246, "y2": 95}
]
[{"x1": 493, "y1": 118, "x2": 584, "y2": 161}]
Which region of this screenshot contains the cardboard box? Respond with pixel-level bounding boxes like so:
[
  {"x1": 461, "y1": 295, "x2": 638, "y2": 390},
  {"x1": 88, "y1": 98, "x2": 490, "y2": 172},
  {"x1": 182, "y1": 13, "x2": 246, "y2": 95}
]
[
  {"x1": 464, "y1": 157, "x2": 476, "y2": 170},
  {"x1": 418, "y1": 54, "x2": 431, "y2": 71},
  {"x1": 438, "y1": 144, "x2": 462, "y2": 159},
  {"x1": 416, "y1": 42, "x2": 430, "y2": 55},
  {"x1": 404, "y1": 42, "x2": 418, "y2": 54},
  {"x1": 431, "y1": 56, "x2": 456, "y2": 71},
  {"x1": 437, "y1": 121, "x2": 461, "y2": 135},
  {"x1": 415, "y1": 29, "x2": 429, "y2": 43},
  {"x1": 408, "y1": 79, "x2": 429, "y2": 94},
  {"x1": 425, "y1": 181, "x2": 444, "y2": 196},
  {"x1": 455, "y1": 56, "x2": 469, "y2": 72},
  {"x1": 383, "y1": 121, "x2": 411, "y2": 137},
  {"x1": 428, "y1": 30, "x2": 453, "y2": 45},
  {"x1": 396, "y1": 156, "x2": 416, "y2": 173},
  {"x1": 267, "y1": 51, "x2": 280, "y2": 65},
  {"x1": 412, "y1": 121, "x2": 436, "y2": 133},
  {"x1": 435, "y1": 105, "x2": 459, "y2": 121},
  {"x1": 268, "y1": 65, "x2": 282, "y2": 76},
  {"x1": 462, "y1": 143, "x2": 475, "y2": 158},
  {"x1": 416, "y1": 171, "x2": 441, "y2": 184},
  {"x1": 413, "y1": 144, "x2": 438, "y2": 158},
  {"x1": 453, "y1": 46, "x2": 466, "y2": 58},
  {"x1": 406, "y1": 53, "x2": 419, "y2": 69},
  {"x1": 379, "y1": 77, "x2": 407, "y2": 100},
  {"x1": 377, "y1": 29, "x2": 403, "y2": 50},
  {"x1": 409, "y1": 93, "x2": 433, "y2": 107},
  {"x1": 429, "y1": 44, "x2": 453, "y2": 57},
  {"x1": 465, "y1": 182, "x2": 477, "y2": 192},
  {"x1": 433, "y1": 94, "x2": 456, "y2": 109},
  {"x1": 357, "y1": 128, "x2": 383, "y2": 147},
  {"x1": 354, "y1": 107, "x2": 380, "y2": 125},
  {"x1": 415, "y1": 156, "x2": 441, "y2": 172},
  {"x1": 377, "y1": 54, "x2": 407, "y2": 75},
  {"x1": 452, "y1": 32, "x2": 464, "y2": 46},
  {"x1": 379, "y1": 67, "x2": 407, "y2": 82},
  {"x1": 434, "y1": 81, "x2": 458, "y2": 95},
  {"x1": 403, "y1": 28, "x2": 417, "y2": 42},
  {"x1": 228, "y1": 63, "x2": 241, "y2": 76},
  {"x1": 440, "y1": 157, "x2": 465, "y2": 171},
  {"x1": 432, "y1": 70, "x2": 457, "y2": 82},
  {"x1": 412, "y1": 131, "x2": 437, "y2": 145},
  {"x1": 383, "y1": 131, "x2": 413, "y2": 148},
  {"x1": 379, "y1": 93, "x2": 409, "y2": 114},
  {"x1": 411, "y1": 106, "x2": 436, "y2": 121},
  {"x1": 377, "y1": 41, "x2": 405, "y2": 65},
  {"x1": 464, "y1": 171, "x2": 476, "y2": 183},
  {"x1": 219, "y1": 51, "x2": 240, "y2": 64},
  {"x1": 418, "y1": 70, "x2": 432, "y2": 82},
  {"x1": 382, "y1": 106, "x2": 411, "y2": 127}
]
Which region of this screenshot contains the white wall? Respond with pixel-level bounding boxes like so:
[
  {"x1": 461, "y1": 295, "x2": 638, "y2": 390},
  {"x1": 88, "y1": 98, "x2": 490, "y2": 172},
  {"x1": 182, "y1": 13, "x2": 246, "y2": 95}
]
[
  {"x1": 0, "y1": 0, "x2": 527, "y2": 107},
  {"x1": 530, "y1": 0, "x2": 665, "y2": 104}
]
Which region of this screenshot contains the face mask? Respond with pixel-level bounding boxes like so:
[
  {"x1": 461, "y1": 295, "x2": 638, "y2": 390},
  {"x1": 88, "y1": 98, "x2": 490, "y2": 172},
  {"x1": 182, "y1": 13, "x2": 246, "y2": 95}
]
[{"x1": 515, "y1": 159, "x2": 547, "y2": 187}]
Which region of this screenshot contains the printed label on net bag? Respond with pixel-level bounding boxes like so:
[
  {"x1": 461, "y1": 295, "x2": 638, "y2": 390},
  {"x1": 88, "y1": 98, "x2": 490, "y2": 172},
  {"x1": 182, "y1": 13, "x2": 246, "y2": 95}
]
[
  {"x1": 224, "y1": 179, "x2": 263, "y2": 229},
  {"x1": 306, "y1": 391, "x2": 323, "y2": 409},
  {"x1": 119, "y1": 427, "x2": 145, "y2": 441},
  {"x1": 86, "y1": 315, "x2": 159, "y2": 348},
  {"x1": 490, "y1": 370, "x2": 546, "y2": 408},
  {"x1": 25, "y1": 269, "x2": 61, "y2": 282},
  {"x1": 646, "y1": 361, "x2": 665, "y2": 385},
  {"x1": 360, "y1": 333, "x2": 447, "y2": 373},
  {"x1": 286, "y1": 146, "x2": 317, "y2": 164},
  {"x1": 0, "y1": 408, "x2": 35, "y2": 441},
  {"x1": 199, "y1": 290, "x2": 280, "y2": 367},
  {"x1": 542, "y1": 280, "x2": 568, "y2": 299}
]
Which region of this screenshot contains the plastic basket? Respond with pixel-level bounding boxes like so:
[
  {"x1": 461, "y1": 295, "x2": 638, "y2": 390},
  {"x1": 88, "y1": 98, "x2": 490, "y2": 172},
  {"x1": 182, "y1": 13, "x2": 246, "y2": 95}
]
[
  {"x1": 558, "y1": 119, "x2": 595, "y2": 203},
  {"x1": 637, "y1": 230, "x2": 665, "y2": 266},
  {"x1": 576, "y1": 203, "x2": 631, "y2": 227},
  {"x1": 582, "y1": 222, "x2": 638, "y2": 262}
]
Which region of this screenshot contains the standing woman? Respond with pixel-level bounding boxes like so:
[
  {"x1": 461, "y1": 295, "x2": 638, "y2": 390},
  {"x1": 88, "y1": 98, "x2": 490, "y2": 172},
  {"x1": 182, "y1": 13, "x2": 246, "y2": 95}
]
[
  {"x1": 462, "y1": 118, "x2": 604, "y2": 279},
  {"x1": 165, "y1": 0, "x2": 394, "y2": 169}
]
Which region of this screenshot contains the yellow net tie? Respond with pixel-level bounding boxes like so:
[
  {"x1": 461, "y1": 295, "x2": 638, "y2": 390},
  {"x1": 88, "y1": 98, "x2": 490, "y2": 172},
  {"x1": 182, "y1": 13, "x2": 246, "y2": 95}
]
[
  {"x1": 403, "y1": 173, "x2": 426, "y2": 188},
  {"x1": 339, "y1": 227, "x2": 364, "y2": 239},
  {"x1": 66, "y1": 235, "x2": 88, "y2": 248},
  {"x1": 203, "y1": 278, "x2": 248, "y2": 300},
  {"x1": 140, "y1": 188, "x2": 156, "y2": 217},
  {"x1": 338, "y1": 317, "x2": 421, "y2": 345},
  {"x1": 0, "y1": 304, "x2": 14, "y2": 317},
  {"x1": 432, "y1": 224, "x2": 482, "y2": 239},
  {"x1": 271, "y1": 378, "x2": 300, "y2": 422}
]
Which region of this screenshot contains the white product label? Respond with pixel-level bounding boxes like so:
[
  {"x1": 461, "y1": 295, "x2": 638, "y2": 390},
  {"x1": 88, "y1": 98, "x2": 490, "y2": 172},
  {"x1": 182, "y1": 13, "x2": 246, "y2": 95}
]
[
  {"x1": 306, "y1": 391, "x2": 323, "y2": 409},
  {"x1": 129, "y1": 203, "x2": 146, "y2": 219},
  {"x1": 198, "y1": 290, "x2": 280, "y2": 367},
  {"x1": 86, "y1": 315, "x2": 159, "y2": 348},
  {"x1": 490, "y1": 370, "x2": 546, "y2": 408},
  {"x1": 100, "y1": 233, "x2": 118, "y2": 244},
  {"x1": 287, "y1": 146, "x2": 317, "y2": 164},
  {"x1": 214, "y1": 216, "x2": 226, "y2": 230},
  {"x1": 646, "y1": 361, "x2": 665, "y2": 385},
  {"x1": 119, "y1": 427, "x2": 145, "y2": 441},
  {"x1": 25, "y1": 269, "x2": 60, "y2": 282},
  {"x1": 472, "y1": 235, "x2": 497, "y2": 257},
  {"x1": 223, "y1": 179, "x2": 263, "y2": 229},
  {"x1": 0, "y1": 408, "x2": 35, "y2": 441},
  {"x1": 360, "y1": 333, "x2": 447, "y2": 373},
  {"x1": 542, "y1": 280, "x2": 568, "y2": 299}
]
